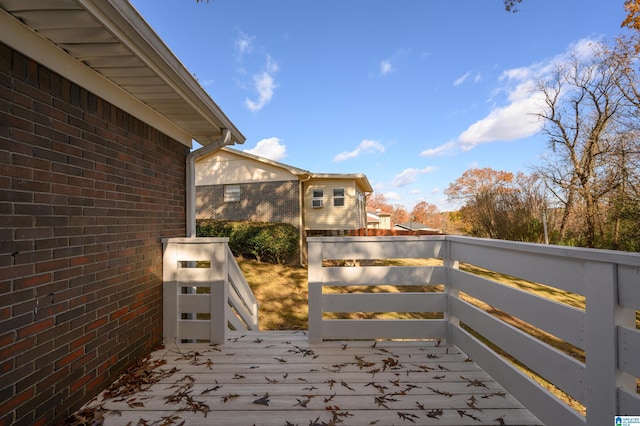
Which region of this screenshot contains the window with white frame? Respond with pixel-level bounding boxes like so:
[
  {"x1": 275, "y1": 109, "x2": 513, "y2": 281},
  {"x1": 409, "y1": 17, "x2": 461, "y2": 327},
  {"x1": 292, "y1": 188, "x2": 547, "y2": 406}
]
[
  {"x1": 333, "y1": 188, "x2": 345, "y2": 207},
  {"x1": 224, "y1": 184, "x2": 240, "y2": 202},
  {"x1": 311, "y1": 188, "x2": 323, "y2": 208}
]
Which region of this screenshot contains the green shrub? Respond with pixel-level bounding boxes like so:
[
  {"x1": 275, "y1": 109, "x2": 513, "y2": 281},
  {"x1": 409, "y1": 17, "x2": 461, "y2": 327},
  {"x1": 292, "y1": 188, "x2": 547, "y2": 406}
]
[
  {"x1": 196, "y1": 220, "x2": 299, "y2": 265},
  {"x1": 196, "y1": 219, "x2": 234, "y2": 237}
]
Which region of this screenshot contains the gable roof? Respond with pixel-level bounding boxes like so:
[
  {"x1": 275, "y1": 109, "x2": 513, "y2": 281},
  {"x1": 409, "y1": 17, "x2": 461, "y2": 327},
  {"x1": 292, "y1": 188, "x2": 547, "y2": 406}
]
[
  {"x1": 309, "y1": 173, "x2": 373, "y2": 193},
  {"x1": 204, "y1": 147, "x2": 373, "y2": 192},
  {"x1": 216, "y1": 147, "x2": 311, "y2": 177},
  {"x1": 0, "y1": 0, "x2": 244, "y2": 148}
]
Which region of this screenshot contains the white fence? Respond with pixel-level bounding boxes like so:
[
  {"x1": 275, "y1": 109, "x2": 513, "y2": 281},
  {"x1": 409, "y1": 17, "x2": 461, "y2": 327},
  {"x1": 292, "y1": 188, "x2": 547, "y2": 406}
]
[
  {"x1": 307, "y1": 235, "x2": 640, "y2": 426},
  {"x1": 162, "y1": 237, "x2": 259, "y2": 344}
]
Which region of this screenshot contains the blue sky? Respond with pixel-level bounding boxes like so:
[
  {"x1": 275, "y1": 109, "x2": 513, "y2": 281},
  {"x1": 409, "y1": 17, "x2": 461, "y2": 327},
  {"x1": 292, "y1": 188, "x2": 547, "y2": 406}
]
[{"x1": 130, "y1": 0, "x2": 628, "y2": 211}]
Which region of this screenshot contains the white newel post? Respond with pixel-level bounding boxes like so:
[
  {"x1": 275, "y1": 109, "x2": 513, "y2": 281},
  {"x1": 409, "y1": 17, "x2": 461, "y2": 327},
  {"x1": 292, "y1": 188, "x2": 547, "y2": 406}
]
[
  {"x1": 308, "y1": 239, "x2": 323, "y2": 343},
  {"x1": 444, "y1": 240, "x2": 460, "y2": 342},
  {"x1": 210, "y1": 242, "x2": 229, "y2": 344},
  {"x1": 162, "y1": 238, "x2": 230, "y2": 345},
  {"x1": 162, "y1": 239, "x2": 179, "y2": 344},
  {"x1": 583, "y1": 260, "x2": 635, "y2": 425}
]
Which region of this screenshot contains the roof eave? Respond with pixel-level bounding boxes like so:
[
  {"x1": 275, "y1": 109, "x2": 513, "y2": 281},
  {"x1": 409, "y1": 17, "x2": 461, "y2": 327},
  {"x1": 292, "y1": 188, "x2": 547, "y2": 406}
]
[
  {"x1": 79, "y1": 0, "x2": 245, "y2": 146},
  {"x1": 0, "y1": 0, "x2": 244, "y2": 148}
]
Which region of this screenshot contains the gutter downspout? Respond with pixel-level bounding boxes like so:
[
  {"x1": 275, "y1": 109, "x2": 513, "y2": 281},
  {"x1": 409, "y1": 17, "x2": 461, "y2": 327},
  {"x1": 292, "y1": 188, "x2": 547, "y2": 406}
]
[
  {"x1": 185, "y1": 129, "x2": 232, "y2": 238},
  {"x1": 363, "y1": 191, "x2": 372, "y2": 236},
  {"x1": 298, "y1": 173, "x2": 312, "y2": 266}
]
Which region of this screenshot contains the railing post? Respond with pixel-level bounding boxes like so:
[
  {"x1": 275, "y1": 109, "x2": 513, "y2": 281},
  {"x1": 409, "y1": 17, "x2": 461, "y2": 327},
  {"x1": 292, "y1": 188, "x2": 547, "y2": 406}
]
[
  {"x1": 162, "y1": 239, "x2": 178, "y2": 345},
  {"x1": 583, "y1": 261, "x2": 634, "y2": 425},
  {"x1": 210, "y1": 240, "x2": 228, "y2": 344},
  {"x1": 308, "y1": 238, "x2": 323, "y2": 343},
  {"x1": 444, "y1": 238, "x2": 460, "y2": 343}
]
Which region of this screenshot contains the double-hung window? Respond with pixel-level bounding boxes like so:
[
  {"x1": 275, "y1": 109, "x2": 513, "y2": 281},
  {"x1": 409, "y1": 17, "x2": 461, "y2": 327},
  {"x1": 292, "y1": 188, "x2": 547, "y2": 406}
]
[
  {"x1": 224, "y1": 184, "x2": 240, "y2": 202},
  {"x1": 333, "y1": 188, "x2": 345, "y2": 207},
  {"x1": 311, "y1": 189, "x2": 323, "y2": 208}
]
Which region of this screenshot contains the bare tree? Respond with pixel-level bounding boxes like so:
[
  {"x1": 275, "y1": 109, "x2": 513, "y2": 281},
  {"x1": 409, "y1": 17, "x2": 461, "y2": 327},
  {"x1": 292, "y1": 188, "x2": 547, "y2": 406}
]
[{"x1": 534, "y1": 42, "x2": 638, "y2": 247}]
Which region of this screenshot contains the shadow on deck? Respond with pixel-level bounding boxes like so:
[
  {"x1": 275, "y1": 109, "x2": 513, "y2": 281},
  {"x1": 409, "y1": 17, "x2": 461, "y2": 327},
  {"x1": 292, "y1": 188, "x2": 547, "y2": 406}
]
[{"x1": 74, "y1": 331, "x2": 541, "y2": 426}]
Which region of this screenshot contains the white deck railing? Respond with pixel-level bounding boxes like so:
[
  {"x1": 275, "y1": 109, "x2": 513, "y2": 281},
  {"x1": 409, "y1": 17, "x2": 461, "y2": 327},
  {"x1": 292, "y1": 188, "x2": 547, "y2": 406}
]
[
  {"x1": 307, "y1": 235, "x2": 640, "y2": 426},
  {"x1": 162, "y1": 237, "x2": 259, "y2": 344}
]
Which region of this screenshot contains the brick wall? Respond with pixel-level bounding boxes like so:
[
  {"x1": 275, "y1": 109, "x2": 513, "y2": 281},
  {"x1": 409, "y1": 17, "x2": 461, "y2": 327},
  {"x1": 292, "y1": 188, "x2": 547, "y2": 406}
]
[
  {"x1": 0, "y1": 43, "x2": 190, "y2": 425},
  {"x1": 196, "y1": 181, "x2": 300, "y2": 228}
]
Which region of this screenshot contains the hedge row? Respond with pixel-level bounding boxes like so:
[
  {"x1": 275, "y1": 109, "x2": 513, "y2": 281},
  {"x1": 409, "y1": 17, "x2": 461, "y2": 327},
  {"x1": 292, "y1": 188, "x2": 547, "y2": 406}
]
[{"x1": 196, "y1": 220, "x2": 299, "y2": 265}]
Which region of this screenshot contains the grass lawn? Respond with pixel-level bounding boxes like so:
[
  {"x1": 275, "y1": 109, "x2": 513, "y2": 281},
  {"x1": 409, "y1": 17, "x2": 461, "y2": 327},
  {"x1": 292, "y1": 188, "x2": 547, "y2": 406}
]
[{"x1": 237, "y1": 258, "x2": 310, "y2": 330}]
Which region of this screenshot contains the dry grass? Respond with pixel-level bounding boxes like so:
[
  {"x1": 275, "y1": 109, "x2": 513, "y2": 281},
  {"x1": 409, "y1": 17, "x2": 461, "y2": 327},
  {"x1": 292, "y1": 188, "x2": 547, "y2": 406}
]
[{"x1": 237, "y1": 258, "x2": 309, "y2": 330}]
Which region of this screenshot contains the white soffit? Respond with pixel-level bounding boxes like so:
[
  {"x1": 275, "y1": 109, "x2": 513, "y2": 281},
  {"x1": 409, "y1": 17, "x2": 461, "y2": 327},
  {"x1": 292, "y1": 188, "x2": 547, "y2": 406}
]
[{"x1": 0, "y1": 0, "x2": 245, "y2": 148}]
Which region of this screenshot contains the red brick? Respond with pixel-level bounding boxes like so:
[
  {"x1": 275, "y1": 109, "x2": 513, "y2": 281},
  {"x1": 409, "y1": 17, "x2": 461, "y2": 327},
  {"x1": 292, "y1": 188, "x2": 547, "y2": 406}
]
[
  {"x1": 69, "y1": 371, "x2": 93, "y2": 394},
  {"x1": 0, "y1": 386, "x2": 35, "y2": 415},
  {"x1": 0, "y1": 264, "x2": 34, "y2": 280},
  {"x1": 13, "y1": 275, "x2": 51, "y2": 293},
  {"x1": 35, "y1": 258, "x2": 68, "y2": 273},
  {"x1": 2, "y1": 337, "x2": 36, "y2": 361},
  {"x1": 15, "y1": 227, "x2": 53, "y2": 241},
  {"x1": 69, "y1": 332, "x2": 95, "y2": 350},
  {"x1": 54, "y1": 347, "x2": 83, "y2": 370},
  {"x1": 16, "y1": 318, "x2": 55, "y2": 340}
]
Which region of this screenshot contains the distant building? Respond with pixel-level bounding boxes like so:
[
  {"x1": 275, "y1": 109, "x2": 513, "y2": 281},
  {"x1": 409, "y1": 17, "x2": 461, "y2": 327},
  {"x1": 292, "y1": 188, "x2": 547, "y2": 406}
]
[
  {"x1": 394, "y1": 222, "x2": 439, "y2": 232},
  {"x1": 195, "y1": 147, "x2": 372, "y2": 262},
  {"x1": 367, "y1": 209, "x2": 392, "y2": 230}
]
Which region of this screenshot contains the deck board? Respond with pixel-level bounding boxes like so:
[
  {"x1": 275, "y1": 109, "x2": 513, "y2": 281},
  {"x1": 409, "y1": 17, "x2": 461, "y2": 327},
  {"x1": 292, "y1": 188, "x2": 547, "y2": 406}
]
[{"x1": 80, "y1": 331, "x2": 542, "y2": 425}]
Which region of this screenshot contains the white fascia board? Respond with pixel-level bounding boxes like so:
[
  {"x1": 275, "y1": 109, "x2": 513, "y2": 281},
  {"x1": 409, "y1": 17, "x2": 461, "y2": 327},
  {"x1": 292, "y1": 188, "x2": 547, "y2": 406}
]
[
  {"x1": 80, "y1": 0, "x2": 245, "y2": 146},
  {"x1": 0, "y1": 8, "x2": 193, "y2": 147}
]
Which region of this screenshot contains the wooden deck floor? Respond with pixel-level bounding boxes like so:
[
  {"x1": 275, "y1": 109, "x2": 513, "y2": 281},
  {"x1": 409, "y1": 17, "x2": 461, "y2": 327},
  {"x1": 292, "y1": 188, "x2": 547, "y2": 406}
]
[{"x1": 77, "y1": 331, "x2": 542, "y2": 425}]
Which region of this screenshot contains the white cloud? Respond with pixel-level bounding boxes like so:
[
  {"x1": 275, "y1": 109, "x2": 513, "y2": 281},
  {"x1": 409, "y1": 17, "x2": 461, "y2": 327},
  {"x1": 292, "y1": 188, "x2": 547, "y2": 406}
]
[
  {"x1": 454, "y1": 71, "x2": 470, "y2": 86},
  {"x1": 420, "y1": 140, "x2": 457, "y2": 158},
  {"x1": 234, "y1": 29, "x2": 280, "y2": 112},
  {"x1": 384, "y1": 191, "x2": 401, "y2": 201},
  {"x1": 422, "y1": 37, "x2": 600, "y2": 157},
  {"x1": 245, "y1": 55, "x2": 279, "y2": 112},
  {"x1": 500, "y1": 66, "x2": 531, "y2": 82},
  {"x1": 380, "y1": 60, "x2": 393, "y2": 75},
  {"x1": 392, "y1": 167, "x2": 437, "y2": 187},
  {"x1": 235, "y1": 31, "x2": 255, "y2": 57},
  {"x1": 334, "y1": 139, "x2": 385, "y2": 162},
  {"x1": 457, "y1": 86, "x2": 545, "y2": 149},
  {"x1": 376, "y1": 49, "x2": 411, "y2": 77},
  {"x1": 243, "y1": 137, "x2": 286, "y2": 161}
]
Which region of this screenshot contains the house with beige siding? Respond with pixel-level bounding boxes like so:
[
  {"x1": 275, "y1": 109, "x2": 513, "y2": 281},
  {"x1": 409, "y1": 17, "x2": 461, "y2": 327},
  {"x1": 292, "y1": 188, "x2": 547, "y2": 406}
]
[{"x1": 195, "y1": 147, "x2": 372, "y2": 262}]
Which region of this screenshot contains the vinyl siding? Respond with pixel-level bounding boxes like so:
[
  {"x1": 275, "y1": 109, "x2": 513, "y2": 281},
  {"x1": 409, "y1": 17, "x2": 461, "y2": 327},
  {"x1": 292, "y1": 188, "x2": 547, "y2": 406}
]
[
  {"x1": 195, "y1": 150, "x2": 296, "y2": 186},
  {"x1": 304, "y1": 179, "x2": 366, "y2": 230}
]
